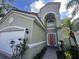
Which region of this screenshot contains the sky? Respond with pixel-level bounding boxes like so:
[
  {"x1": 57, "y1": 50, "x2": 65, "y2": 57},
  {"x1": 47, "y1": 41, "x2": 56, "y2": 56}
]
[{"x1": 7, "y1": 0, "x2": 71, "y2": 19}]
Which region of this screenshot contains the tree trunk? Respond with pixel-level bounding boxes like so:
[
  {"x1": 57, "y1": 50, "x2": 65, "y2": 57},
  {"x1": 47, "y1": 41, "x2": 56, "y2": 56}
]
[
  {"x1": 70, "y1": 31, "x2": 78, "y2": 48},
  {"x1": 69, "y1": 36, "x2": 72, "y2": 47}
]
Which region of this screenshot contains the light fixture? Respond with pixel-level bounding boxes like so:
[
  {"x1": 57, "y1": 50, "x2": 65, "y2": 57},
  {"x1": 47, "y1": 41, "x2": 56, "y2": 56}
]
[{"x1": 25, "y1": 28, "x2": 29, "y2": 34}]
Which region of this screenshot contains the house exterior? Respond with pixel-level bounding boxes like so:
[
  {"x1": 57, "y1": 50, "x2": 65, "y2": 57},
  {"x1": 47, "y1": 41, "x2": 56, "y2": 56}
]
[{"x1": 0, "y1": 2, "x2": 63, "y2": 59}]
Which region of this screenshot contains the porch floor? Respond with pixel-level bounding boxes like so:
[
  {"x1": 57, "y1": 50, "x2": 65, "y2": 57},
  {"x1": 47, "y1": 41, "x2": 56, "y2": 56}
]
[{"x1": 42, "y1": 47, "x2": 57, "y2": 59}]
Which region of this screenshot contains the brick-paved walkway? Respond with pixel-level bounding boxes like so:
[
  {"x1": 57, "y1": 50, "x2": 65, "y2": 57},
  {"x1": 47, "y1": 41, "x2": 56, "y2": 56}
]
[{"x1": 42, "y1": 47, "x2": 57, "y2": 59}]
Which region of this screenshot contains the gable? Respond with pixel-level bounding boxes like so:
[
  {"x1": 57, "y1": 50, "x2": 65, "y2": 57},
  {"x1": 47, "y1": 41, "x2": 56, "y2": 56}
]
[
  {"x1": 38, "y1": 2, "x2": 61, "y2": 25},
  {"x1": 0, "y1": 10, "x2": 46, "y2": 31},
  {"x1": 13, "y1": 10, "x2": 45, "y2": 29}
]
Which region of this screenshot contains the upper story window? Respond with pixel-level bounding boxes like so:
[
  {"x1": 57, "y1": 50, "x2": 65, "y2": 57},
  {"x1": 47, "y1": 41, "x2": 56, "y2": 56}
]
[
  {"x1": 45, "y1": 13, "x2": 56, "y2": 27},
  {"x1": 47, "y1": 19, "x2": 55, "y2": 27},
  {"x1": 48, "y1": 19, "x2": 54, "y2": 23}
]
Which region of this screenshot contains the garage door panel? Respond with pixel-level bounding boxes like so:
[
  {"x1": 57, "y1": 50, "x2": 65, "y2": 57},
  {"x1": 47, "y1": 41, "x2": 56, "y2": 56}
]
[{"x1": 0, "y1": 31, "x2": 25, "y2": 55}]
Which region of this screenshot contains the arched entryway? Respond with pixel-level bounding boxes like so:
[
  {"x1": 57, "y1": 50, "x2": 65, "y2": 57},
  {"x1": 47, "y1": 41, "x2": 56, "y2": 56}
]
[{"x1": 45, "y1": 13, "x2": 57, "y2": 47}]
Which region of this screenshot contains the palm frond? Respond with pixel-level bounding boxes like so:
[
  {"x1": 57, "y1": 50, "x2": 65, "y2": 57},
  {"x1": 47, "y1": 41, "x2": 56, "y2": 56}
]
[
  {"x1": 72, "y1": 5, "x2": 79, "y2": 16},
  {"x1": 66, "y1": 0, "x2": 79, "y2": 9},
  {"x1": 67, "y1": 0, "x2": 74, "y2": 9},
  {"x1": 72, "y1": 8, "x2": 77, "y2": 16}
]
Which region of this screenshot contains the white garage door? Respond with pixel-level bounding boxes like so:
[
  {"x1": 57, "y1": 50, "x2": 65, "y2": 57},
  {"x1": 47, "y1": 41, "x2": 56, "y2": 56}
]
[{"x1": 0, "y1": 31, "x2": 25, "y2": 55}]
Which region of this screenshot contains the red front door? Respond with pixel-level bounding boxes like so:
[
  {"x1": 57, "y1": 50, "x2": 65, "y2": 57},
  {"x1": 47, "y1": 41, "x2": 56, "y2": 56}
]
[{"x1": 48, "y1": 34, "x2": 55, "y2": 46}]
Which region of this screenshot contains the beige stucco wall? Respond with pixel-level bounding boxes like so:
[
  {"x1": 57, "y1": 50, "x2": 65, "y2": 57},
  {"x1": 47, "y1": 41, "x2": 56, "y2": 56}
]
[
  {"x1": 0, "y1": 11, "x2": 46, "y2": 59},
  {"x1": 23, "y1": 43, "x2": 46, "y2": 59},
  {"x1": 23, "y1": 21, "x2": 46, "y2": 59},
  {"x1": 30, "y1": 21, "x2": 46, "y2": 43},
  {"x1": 12, "y1": 13, "x2": 34, "y2": 43},
  {"x1": 0, "y1": 13, "x2": 33, "y2": 30},
  {"x1": 0, "y1": 13, "x2": 34, "y2": 43}
]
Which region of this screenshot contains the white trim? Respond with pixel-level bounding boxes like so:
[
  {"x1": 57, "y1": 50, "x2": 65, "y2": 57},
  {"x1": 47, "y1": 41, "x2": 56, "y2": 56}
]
[
  {"x1": 47, "y1": 33, "x2": 57, "y2": 46},
  {"x1": 47, "y1": 32, "x2": 56, "y2": 34},
  {"x1": 9, "y1": 17, "x2": 14, "y2": 24},
  {"x1": 47, "y1": 27, "x2": 55, "y2": 29},
  {"x1": 14, "y1": 13, "x2": 35, "y2": 21},
  {"x1": 27, "y1": 41, "x2": 46, "y2": 48},
  {"x1": 44, "y1": 11, "x2": 59, "y2": 23},
  {"x1": 0, "y1": 26, "x2": 25, "y2": 32}
]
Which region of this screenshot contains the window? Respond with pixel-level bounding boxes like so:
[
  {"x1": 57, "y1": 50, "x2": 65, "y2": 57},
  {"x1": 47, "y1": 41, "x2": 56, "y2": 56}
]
[
  {"x1": 47, "y1": 20, "x2": 55, "y2": 27},
  {"x1": 48, "y1": 19, "x2": 54, "y2": 23},
  {"x1": 45, "y1": 13, "x2": 56, "y2": 27}
]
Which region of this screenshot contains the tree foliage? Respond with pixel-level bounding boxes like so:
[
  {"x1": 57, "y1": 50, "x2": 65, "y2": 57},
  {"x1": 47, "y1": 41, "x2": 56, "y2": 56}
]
[
  {"x1": 63, "y1": 18, "x2": 73, "y2": 30},
  {"x1": 67, "y1": 0, "x2": 79, "y2": 16},
  {"x1": 63, "y1": 18, "x2": 78, "y2": 48},
  {"x1": 67, "y1": 0, "x2": 79, "y2": 9},
  {"x1": 0, "y1": 0, "x2": 16, "y2": 16}
]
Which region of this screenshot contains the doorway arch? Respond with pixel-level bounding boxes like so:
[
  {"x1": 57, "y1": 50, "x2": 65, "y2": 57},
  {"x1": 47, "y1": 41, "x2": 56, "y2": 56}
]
[{"x1": 45, "y1": 13, "x2": 57, "y2": 46}]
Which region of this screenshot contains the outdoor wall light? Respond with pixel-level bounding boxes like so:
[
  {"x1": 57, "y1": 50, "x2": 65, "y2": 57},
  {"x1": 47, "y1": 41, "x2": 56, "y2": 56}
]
[{"x1": 25, "y1": 28, "x2": 29, "y2": 34}]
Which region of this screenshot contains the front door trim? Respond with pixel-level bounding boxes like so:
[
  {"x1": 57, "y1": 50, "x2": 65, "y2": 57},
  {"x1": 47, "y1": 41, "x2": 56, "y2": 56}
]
[{"x1": 47, "y1": 33, "x2": 56, "y2": 46}]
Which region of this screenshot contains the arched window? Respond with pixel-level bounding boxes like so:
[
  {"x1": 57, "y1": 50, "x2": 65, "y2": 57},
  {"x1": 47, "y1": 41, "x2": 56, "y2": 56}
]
[
  {"x1": 47, "y1": 19, "x2": 54, "y2": 23},
  {"x1": 47, "y1": 19, "x2": 55, "y2": 27},
  {"x1": 45, "y1": 13, "x2": 56, "y2": 27}
]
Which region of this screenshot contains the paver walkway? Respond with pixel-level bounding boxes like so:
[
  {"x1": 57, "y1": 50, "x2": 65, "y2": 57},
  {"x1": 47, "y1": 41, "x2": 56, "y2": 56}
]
[{"x1": 42, "y1": 47, "x2": 57, "y2": 59}]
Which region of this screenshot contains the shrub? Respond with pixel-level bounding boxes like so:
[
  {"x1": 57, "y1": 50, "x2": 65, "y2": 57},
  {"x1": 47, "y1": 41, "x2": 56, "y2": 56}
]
[{"x1": 64, "y1": 46, "x2": 79, "y2": 59}]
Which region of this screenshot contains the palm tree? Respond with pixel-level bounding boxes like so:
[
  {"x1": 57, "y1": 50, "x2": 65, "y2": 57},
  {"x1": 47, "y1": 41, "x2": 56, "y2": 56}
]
[
  {"x1": 0, "y1": 0, "x2": 16, "y2": 16},
  {"x1": 67, "y1": 0, "x2": 79, "y2": 9},
  {"x1": 63, "y1": 18, "x2": 78, "y2": 48},
  {"x1": 67, "y1": 0, "x2": 79, "y2": 16}
]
